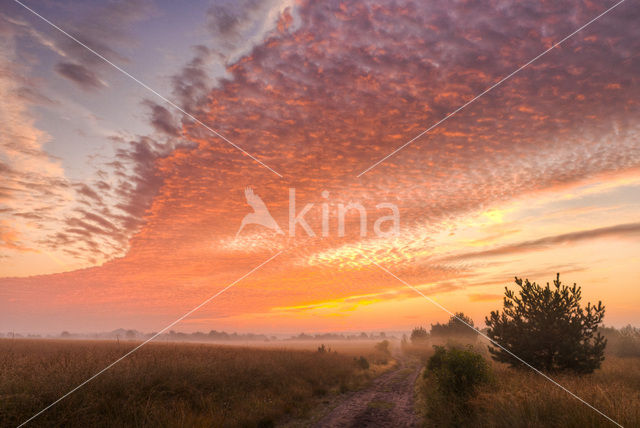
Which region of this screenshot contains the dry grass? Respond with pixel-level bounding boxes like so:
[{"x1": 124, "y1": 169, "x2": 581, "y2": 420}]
[
  {"x1": 470, "y1": 356, "x2": 640, "y2": 427},
  {"x1": 0, "y1": 338, "x2": 386, "y2": 427},
  {"x1": 417, "y1": 343, "x2": 640, "y2": 427}
]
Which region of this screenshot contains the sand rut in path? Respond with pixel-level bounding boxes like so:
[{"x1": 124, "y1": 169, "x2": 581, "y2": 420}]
[{"x1": 315, "y1": 357, "x2": 421, "y2": 427}]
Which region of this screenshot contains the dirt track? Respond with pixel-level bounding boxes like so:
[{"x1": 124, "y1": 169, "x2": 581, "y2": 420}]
[{"x1": 314, "y1": 357, "x2": 421, "y2": 427}]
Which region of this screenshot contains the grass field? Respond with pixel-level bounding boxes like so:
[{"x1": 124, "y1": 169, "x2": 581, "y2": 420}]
[
  {"x1": 5, "y1": 337, "x2": 639, "y2": 427},
  {"x1": 0, "y1": 338, "x2": 390, "y2": 427},
  {"x1": 416, "y1": 342, "x2": 640, "y2": 427}
]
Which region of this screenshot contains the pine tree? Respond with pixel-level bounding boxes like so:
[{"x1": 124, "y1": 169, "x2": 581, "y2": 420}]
[{"x1": 485, "y1": 273, "x2": 606, "y2": 373}]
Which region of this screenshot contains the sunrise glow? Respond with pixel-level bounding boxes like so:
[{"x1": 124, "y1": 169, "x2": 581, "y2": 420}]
[{"x1": 1, "y1": 0, "x2": 639, "y2": 336}]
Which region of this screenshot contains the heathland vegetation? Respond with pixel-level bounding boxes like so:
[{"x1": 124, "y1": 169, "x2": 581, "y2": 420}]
[
  {"x1": 411, "y1": 274, "x2": 640, "y2": 427},
  {"x1": 0, "y1": 340, "x2": 390, "y2": 427}
]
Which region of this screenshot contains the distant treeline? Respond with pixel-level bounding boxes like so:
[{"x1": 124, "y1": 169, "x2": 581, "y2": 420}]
[
  {"x1": 286, "y1": 332, "x2": 394, "y2": 341},
  {"x1": 600, "y1": 325, "x2": 640, "y2": 357},
  {"x1": 0, "y1": 329, "x2": 396, "y2": 342}
]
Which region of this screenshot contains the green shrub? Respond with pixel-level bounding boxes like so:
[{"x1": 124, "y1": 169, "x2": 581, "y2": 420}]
[
  {"x1": 419, "y1": 346, "x2": 491, "y2": 426},
  {"x1": 426, "y1": 346, "x2": 491, "y2": 398}
]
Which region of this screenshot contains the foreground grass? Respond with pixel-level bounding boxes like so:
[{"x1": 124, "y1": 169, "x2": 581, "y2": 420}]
[
  {"x1": 470, "y1": 356, "x2": 640, "y2": 427},
  {"x1": 0, "y1": 339, "x2": 383, "y2": 427},
  {"x1": 417, "y1": 344, "x2": 640, "y2": 427}
]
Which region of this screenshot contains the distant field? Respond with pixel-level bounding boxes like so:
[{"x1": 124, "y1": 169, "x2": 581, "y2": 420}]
[{"x1": 0, "y1": 338, "x2": 391, "y2": 427}]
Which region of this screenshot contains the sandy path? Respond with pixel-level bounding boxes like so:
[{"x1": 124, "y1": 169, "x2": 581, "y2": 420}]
[{"x1": 314, "y1": 356, "x2": 421, "y2": 427}]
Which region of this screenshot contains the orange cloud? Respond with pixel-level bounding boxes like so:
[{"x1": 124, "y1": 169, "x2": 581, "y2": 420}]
[{"x1": 2, "y1": 0, "x2": 640, "y2": 333}]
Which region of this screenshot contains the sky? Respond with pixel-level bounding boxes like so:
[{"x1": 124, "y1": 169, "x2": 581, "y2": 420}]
[{"x1": 0, "y1": 0, "x2": 639, "y2": 335}]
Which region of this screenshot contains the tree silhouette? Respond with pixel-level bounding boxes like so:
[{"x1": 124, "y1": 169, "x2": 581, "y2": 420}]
[
  {"x1": 410, "y1": 326, "x2": 429, "y2": 344},
  {"x1": 430, "y1": 312, "x2": 478, "y2": 341},
  {"x1": 486, "y1": 273, "x2": 606, "y2": 373}
]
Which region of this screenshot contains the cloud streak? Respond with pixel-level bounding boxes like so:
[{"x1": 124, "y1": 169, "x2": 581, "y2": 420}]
[
  {"x1": 55, "y1": 62, "x2": 106, "y2": 90},
  {"x1": 442, "y1": 222, "x2": 640, "y2": 262}
]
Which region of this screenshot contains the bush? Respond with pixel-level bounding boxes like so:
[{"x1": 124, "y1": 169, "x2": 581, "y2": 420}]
[
  {"x1": 426, "y1": 346, "x2": 491, "y2": 398},
  {"x1": 419, "y1": 345, "x2": 491, "y2": 426},
  {"x1": 486, "y1": 273, "x2": 606, "y2": 373},
  {"x1": 430, "y1": 312, "x2": 478, "y2": 343},
  {"x1": 374, "y1": 340, "x2": 391, "y2": 356},
  {"x1": 410, "y1": 326, "x2": 429, "y2": 344}
]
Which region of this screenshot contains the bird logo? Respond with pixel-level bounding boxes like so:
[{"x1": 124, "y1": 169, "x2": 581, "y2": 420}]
[{"x1": 235, "y1": 187, "x2": 284, "y2": 238}]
